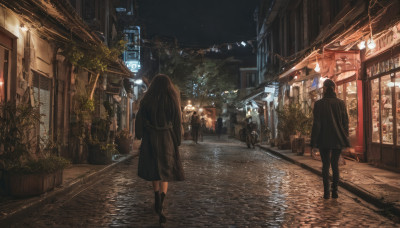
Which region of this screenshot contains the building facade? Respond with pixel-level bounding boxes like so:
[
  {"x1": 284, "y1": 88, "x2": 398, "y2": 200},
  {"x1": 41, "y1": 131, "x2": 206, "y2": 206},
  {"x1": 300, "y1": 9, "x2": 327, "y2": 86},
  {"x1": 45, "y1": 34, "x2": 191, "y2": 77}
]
[
  {"x1": 0, "y1": 0, "x2": 133, "y2": 163},
  {"x1": 255, "y1": 0, "x2": 400, "y2": 170}
]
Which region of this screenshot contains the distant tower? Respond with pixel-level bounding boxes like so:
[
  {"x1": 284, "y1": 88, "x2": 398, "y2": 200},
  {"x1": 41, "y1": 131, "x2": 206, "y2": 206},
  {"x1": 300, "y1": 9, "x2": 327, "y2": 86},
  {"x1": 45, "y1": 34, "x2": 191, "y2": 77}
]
[{"x1": 123, "y1": 26, "x2": 141, "y2": 73}]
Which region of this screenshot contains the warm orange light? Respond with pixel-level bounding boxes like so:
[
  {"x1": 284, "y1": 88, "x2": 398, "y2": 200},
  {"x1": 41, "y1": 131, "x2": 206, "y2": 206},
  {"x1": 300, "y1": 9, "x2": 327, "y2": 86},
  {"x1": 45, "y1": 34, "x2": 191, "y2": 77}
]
[{"x1": 20, "y1": 24, "x2": 28, "y2": 32}]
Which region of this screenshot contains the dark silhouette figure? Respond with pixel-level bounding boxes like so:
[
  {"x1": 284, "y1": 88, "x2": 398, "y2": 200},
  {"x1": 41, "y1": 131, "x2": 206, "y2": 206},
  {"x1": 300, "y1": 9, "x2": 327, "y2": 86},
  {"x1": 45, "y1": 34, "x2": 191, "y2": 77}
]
[
  {"x1": 311, "y1": 79, "x2": 350, "y2": 199},
  {"x1": 135, "y1": 74, "x2": 184, "y2": 225},
  {"x1": 216, "y1": 117, "x2": 223, "y2": 139},
  {"x1": 200, "y1": 117, "x2": 206, "y2": 142},
  {"x1": 191, "y1": 111, "x2": 201, "y2": 143},
  {"x1": 245, "y1": 117, "x2": 257, "y2": 148}
]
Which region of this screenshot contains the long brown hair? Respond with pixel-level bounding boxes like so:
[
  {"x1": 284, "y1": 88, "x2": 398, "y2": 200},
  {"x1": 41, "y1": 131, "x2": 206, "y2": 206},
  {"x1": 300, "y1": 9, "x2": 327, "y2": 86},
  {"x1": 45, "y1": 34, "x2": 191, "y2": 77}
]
[{"x1": 141, "y1": 74, "x2": 181, "y2": 110}]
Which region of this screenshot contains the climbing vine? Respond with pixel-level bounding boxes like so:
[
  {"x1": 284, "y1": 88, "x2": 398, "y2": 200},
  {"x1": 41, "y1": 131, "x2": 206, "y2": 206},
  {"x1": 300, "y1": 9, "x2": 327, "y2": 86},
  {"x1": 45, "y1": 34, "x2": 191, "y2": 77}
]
[
  {"x1": 62, "y1": 40, "x2": 126, "y2": 100},
  {"x1": 62, "y1": 40, "x2": 126, "y2": 73}
]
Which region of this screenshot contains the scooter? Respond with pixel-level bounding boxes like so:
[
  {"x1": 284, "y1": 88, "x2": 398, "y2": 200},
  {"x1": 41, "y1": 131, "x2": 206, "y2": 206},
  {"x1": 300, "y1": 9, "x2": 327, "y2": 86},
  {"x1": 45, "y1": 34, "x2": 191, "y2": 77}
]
[{"x1": 246, "y1": 130, "x2": 258, "y2": 148}]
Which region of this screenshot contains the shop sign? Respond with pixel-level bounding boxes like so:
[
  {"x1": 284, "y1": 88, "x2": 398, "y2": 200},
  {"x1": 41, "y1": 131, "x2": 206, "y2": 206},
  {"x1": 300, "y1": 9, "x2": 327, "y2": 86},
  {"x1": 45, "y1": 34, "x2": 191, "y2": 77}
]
[
  {"x1": 366, "y1": 54, "x2": 400, "y2": 77},
  {"x1": 366, "y1": 23, "x2": 400, "y2": 59}
]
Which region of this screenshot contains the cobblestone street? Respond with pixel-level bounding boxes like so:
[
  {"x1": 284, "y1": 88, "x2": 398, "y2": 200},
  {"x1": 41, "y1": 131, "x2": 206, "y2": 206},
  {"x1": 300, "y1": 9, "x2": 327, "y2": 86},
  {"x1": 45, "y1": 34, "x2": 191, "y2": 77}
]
[{"x1": 10, "y1": 136, "x2": 398, "y2": 227}]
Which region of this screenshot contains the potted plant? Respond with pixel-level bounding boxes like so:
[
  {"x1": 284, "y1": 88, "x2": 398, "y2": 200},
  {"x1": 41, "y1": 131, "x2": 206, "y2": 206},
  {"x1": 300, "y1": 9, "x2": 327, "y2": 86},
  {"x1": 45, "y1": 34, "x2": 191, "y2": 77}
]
[
  {"x1": 276, "y1": 103, "x2": 298, "y2": 150},
  {"x1": 88, "y1": 118, "x2": 112, "y2": 165},
  {"x1": 115, "y1": 129, "x2": 133, "y2": 154},
  {"x1": 70, "y1": 94, "x2": 95, "y2": 163},
  {"x1": 87, "y1": 139, "x2": 117, "y2": 165},
  {"x1": 276, "y1": 102, "x2": 312, "y2": 153},
  {"x1": 0, "y1": 101, "x2": 70, "y2": 197},
  {"x1": 87, "y1": 101, "x2": 117, "y2": 164}
]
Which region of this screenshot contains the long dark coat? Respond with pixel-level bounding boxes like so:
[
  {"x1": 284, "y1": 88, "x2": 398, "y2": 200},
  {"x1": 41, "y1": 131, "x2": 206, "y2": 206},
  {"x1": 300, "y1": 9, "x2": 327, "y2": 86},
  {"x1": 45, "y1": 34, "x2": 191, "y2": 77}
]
[
  {"x1": 311, "y1": 93, "x2": 350, "y2": 149},
  {"x1": 135, "y1": 95, "x2": 184, "y2": 181}
]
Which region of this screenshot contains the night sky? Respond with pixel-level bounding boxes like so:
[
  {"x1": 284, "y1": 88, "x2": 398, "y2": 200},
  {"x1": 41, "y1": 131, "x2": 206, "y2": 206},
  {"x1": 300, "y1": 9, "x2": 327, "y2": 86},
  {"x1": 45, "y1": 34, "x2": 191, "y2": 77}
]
[{"x1": 136, "y1": 0, "x2": 260, "y2": 47}]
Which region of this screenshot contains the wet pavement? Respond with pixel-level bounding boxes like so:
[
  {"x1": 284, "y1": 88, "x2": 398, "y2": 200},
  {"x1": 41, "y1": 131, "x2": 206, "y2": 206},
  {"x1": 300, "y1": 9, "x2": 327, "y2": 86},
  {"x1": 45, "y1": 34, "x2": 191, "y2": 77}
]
[{"x1": 8, "y1": 136, "x2": 399, "y2": 227}]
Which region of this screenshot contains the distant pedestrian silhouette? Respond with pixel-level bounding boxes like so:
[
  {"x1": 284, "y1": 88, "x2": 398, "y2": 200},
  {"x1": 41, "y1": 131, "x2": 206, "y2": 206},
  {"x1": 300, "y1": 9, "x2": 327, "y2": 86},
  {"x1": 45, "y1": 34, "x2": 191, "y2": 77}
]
[
  {"x1": 216, "y1": 117, "x2": 223, "y2": 139},
  {"x1": 191, "y1": 111, "x2": 201, "y2": 143},
  {"x1": 200, "y1": 117, "x2": 206, "y2": 142}
]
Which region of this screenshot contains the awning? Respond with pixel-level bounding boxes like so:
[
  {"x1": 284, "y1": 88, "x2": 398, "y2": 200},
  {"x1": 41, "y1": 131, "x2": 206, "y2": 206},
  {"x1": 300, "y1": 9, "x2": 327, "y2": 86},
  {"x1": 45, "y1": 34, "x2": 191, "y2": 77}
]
[
  {"x1": 277, "y1": 0, "x2": 399, "y2": 80},
  {"x1": 240, "y1": 87, "x2": 264, "y2": 103}
]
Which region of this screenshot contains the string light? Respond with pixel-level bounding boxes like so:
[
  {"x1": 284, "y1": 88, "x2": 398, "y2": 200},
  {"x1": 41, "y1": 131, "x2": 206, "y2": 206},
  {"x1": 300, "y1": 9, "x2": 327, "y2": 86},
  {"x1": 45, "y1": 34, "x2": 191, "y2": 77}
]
[
  {"x1": 20, "y1": 23, "x2": 28, "y2": 31},
  {"x1": 367, "y1": 0, "x2": 376, "y2": 50},
  {"x1": 358, "y1": 40, "x2": 366, "y2": 50}
]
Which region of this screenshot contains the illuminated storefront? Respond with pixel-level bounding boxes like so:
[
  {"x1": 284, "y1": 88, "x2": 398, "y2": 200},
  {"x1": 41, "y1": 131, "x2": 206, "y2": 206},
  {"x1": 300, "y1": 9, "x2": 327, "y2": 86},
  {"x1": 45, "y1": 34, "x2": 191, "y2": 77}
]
[{"x1": 365, "y1": 26, "x2": 400, "y2": 169}]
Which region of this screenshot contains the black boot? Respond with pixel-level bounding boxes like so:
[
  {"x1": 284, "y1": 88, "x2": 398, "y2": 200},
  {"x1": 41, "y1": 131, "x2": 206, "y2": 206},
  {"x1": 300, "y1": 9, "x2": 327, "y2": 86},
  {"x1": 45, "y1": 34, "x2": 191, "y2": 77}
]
[
  {"x1": 159, "y1": 192, "x2": 167, "y2": 225},
  {"x1": 332, "y1": 184, "x2": 338, "y2": 199},
  {"x1": 323, "y1": 179, "x2": 330, "y2": 199},
  {"x1": 154, "y1": 191, "x2": 160, "y2": 213}
]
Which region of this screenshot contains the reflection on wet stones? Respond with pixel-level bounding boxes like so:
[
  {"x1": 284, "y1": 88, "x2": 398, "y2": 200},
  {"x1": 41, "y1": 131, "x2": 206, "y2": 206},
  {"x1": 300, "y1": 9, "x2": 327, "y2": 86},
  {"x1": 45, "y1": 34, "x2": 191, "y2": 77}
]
[{"x1": 9, "y1": 136, "x2": 399, "y2": 227}]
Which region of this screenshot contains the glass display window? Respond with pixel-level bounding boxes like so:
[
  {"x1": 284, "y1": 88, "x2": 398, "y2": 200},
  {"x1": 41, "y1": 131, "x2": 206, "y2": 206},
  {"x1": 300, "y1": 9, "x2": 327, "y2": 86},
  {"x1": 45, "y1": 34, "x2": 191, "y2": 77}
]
[
  {"x1": 346, "y1": 81, "x2": 358, "y2": 146},
  {"x1": 381, "y1": 75, "x2": 393, "y2": 144},
  {"x1": 371, "y1": 78, "x2": 380, "y2": 143}
]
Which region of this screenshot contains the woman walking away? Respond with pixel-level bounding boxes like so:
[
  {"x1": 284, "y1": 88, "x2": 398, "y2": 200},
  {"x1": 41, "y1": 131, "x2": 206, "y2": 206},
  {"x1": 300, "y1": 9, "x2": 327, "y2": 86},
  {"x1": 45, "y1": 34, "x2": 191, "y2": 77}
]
[
  {"x1": 311, "y1": 79, "x2": 350, "y2": 199},
  {"x1": 135, "y1": 74, "x2": 185, "y2": 225}
]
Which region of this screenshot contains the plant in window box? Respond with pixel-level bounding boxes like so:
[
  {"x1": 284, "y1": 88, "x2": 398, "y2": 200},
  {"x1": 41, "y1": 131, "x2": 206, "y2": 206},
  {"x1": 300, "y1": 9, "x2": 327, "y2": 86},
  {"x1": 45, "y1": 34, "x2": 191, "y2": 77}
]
[
  {"x1": 115, "y1": 129, "x2": 133, "y2": 154},
  {"x1": 0, "y1": 101, "x2": 70, "y2": 197}
]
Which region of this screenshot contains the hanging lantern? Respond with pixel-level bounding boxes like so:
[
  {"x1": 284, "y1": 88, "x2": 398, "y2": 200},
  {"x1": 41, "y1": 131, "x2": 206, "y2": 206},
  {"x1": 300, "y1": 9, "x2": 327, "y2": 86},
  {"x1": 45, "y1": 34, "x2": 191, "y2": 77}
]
[
  {"x1": 358, "y1": 40, "x2": 366, "y2": 50},
  {"x1": 314, "y1": 56, "x2": 320, "y2": 72},
  {"x1": 367, "y1": 38, "x2": 376, "y2": 49}
]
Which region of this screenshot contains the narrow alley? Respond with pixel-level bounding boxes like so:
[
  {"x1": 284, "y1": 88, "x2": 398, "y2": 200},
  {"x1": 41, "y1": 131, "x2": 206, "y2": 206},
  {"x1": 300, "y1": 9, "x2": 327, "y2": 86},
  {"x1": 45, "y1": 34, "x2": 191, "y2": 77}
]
[{"x1": 9, "y1": 136, "x2": 397, "y2": 227}]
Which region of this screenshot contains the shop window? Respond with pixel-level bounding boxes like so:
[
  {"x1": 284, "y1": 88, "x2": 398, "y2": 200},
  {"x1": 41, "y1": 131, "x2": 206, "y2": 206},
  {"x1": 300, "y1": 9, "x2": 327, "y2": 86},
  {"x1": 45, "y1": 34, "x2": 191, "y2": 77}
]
[
  {"x1": 381, "y1": 75, "x2": 393, "y2": 144},
  {"x1": 33, "y1": 72, "x2": 52, "y2": 140},
  {"x1": 371, "y1": 78, "x2": 380, "y2": 143},
  {"x1": 395, "y1": 72, "x2": 400, "y2": 145},
  {"x1": 337, "y1": 81, "x2": 358, "y2": 145},
  {"x1": 346, "y1": 81, "x2": 358, "y2": 146}
]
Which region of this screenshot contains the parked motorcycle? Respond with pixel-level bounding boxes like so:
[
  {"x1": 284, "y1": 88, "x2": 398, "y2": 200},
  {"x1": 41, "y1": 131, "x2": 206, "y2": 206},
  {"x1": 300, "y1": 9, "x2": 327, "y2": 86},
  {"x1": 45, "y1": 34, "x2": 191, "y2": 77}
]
[{"x1": 246, "y1": 130, "x2": 258, "y2": 148}]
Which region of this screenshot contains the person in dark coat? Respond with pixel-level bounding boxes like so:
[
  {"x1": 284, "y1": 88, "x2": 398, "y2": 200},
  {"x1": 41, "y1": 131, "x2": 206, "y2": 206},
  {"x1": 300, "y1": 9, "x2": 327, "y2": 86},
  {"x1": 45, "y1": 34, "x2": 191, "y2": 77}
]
[
  {"x1": 216, "y1": 117, "x2": 223, "y2": 139},
  {"x1": 191, "y1": 111, "x2": 201, "y2": 143},
  {"x1": 135, "y1": 74, "x2": 184, "y2": 225},
  {"x1": 311, "y1": 78, "x2": 350, "y2": 199}
]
